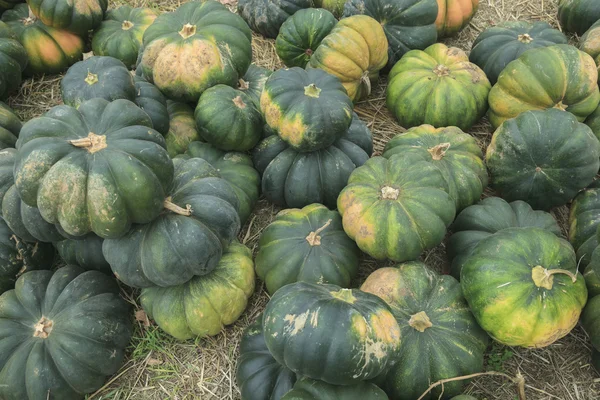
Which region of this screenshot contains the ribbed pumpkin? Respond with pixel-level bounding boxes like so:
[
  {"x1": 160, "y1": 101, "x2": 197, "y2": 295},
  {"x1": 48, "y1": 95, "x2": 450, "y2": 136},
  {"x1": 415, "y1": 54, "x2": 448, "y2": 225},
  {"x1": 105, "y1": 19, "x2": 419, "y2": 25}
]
[
  {"x1": 0, "y1": 0, "x2": 22, "y2": 14},
  {"x1": 582, "y1": 295, "x2": 600, "y2": 351},
  {"x1": 103, "y1": 158, "x2": 240, "y2": 288},
  {"x1": 237, "y1": 0, "x2": 311, "y2": 38},
  {"x1": 387, "y1": 43, "x2": 490, "y2": 131},
  {"x1": 2, "y1": 4, "x2": 84, "y2": 75},
  {"x1": 309, "y1": 15, "x2": 388, "y2": 101},
  {"x1": 0, "y1": 148, "x2": 15, "y2": 199},
  {"x1": 585, "y1": 262, "x2": 600, "y2": 298},
  {"x1": 140, "y1": 1, "x2": 252, "y2": 103},
  {"x1": 133, "y1": 75, "x2": 169, "y2": 136},
  {"x1": 261, "y1": 67, "x2": 353, "y2": 152},
  {"x1": 91, "y1": 6, "x2": 157, "y2": 69},
  {"x1": 436, "y1": 0, "x2": 478, "y2": 37},
  {"x1": 362, "y1": 263, "x2": 488, "y2": 400},
  {"x1": 312, "y1": 0, "x2": 345, "y2": 17},
  {"x1": 0, "y1": 266, "x2": 132, "y2": 399},
  {"x1": 238, "y1": 64, "x2": 271, "y2": 108},
  {"x1": 586, "y1": 104, "x2": 600, "y2": 141},
  {"x1": 256, "y1": 203, "x2": 360, "y2": 294},
  {"x1": 486, "y1": 109, "x2": 600, "y2": 210},
  {"x1": 581, "y1": 20, "x2": 600, "y2": 81},
  {"x1": 470, "y1": 21, "x2": 568, "y2": 85},
  {"x1": 236, "y1": 314, "x2": 297, "y2": 400},
  {"x1": 140, "y1": 241, "x2": 254, "y2": 339},
  {"x1": 55, "y1": 234, "x2": 110, "y2": 274},
  {"x1": 14, "y1": 98, "x2": 173, "y2": 239},
  {"x1": 164, "y1": 101, "x2": 201, "y2": 157},
  {"x1": 0, "y1": 21, "x2": 27, "y2": 100},
  {"x1": 27, "y1": 0, "x2": 106, "y2": 35},
  {"x1": 275, "y1": 8, "x2": 336, "y2": 68},
  {"x1": 487, "y1": 44, "x2": 600, "y2": 128},
  {"x1": 195, "y1": 85, "x2": 262, "y2": 152},
  {"x1": 382, "y1": 125, "x2": 487, "y2": 211},
  {"x1": 281, "y1": 378, "x2": 389, "y2": 400},
  {"x1": 558, "y1": 0, "x2": 600, "y2": 36},
  {"x1": 342, "y1": 0, "x2": 438, "y2": 68},
  {"x1": 0, "y1": 102, "x2": 21, "y2": 149},
  {"x1": 448, "y1": 197, "x2": 561, "y2": 279},
  {"x1": 253, "y1": 112, "x2": 372, "y2": 209},
  {"x1": 461, "y1": 227, "x2": 587, "y2": 347},
  {"x1": 569, "y1": 180, "x2": 600, "y2": 267},
  {"x1": 263, "y1": 282, "x2": 401, "y2": 385},
  {"x1": 337, "y1": 154, "x2": 455, "y2": 261}
]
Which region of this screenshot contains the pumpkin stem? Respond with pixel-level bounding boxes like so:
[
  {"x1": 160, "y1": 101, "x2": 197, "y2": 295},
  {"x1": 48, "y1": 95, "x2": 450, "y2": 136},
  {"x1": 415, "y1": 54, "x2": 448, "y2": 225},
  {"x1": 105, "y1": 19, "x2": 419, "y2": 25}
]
[
  {"x1": 238, "y1": 78, "x2": 249, "y2": 90},
  {"x1": 305, "y1": 48, "x2": 313, "y2": 56},
  {"x1": 361, "y1": 70, "x2": 371, "y2": 97},
  {"x1": 427, "y1": 142, "x2": 451, "y2": 160},
  {"x1": 33, "y1": 316, "x2": 54, "y2": 339},
  {"x1": 531, "y1": 265, "x2": 577, "y2": 290},
  {"x1": 85, "y1": 70, "x2": 98, "y2": 85},
  {"x1": 23, "y1": 7, "x2": 36, "y2": 25},
  {"x1": 305, "y1": 219, "x2": 332, "y2": 246},
  {"x1": 232, "y1": 95, "x2": 246, "y2": 109},
  {"x1": 164, "y1": 197, "x2": 192, "y2": 216},
  {"x1": 69, "y1": 132, "x2": 107, "y2": 153},
  {"x1": 330, "y1": 288, "x2": 357, "y2": 304},
  {"x1": 517, "y1": 33, "x2": 533, "y2": 43},
  {"x1": 122, "y1": 20, "x2": 134, "y2": 30},
  {"x1": 553, "y1": 100, "x2": 568, "y2": 111},
  {"x1": 179, "y1": 23, "x2": 196, "y2": 39},
  {"x1": 433, "y1": 64, "x2": 450, "y2": 77},
  {"x1": 408, "y1": 311, "x2": 433, "y2": 332},
  {"x1": 380, "y1": 186, "x2": 399, "y2": 200},
  {"x1": 304, "y1": 84, "x2": 321, "y2": 98}
]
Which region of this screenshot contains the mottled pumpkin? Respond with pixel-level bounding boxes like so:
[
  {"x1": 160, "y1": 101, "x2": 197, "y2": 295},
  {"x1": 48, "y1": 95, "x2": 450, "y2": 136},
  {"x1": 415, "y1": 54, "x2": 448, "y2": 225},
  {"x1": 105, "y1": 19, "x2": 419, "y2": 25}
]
[
  {"x1": 0, "y1": 102, "x2": 21, "y2": 149},
  {"x1": 488, "y1": 44, "x2": 600, "y2": 128},
  {"x1": 237, "y1": 0, "x2": 311, "y2": 38},
  {"x1": 387, "y1": 43, "x2": 490, "y2": 131},
  {"x1": 237, "y1": 64, "x2": 272, "y2": 108},
  {"x1": 435, "y1": 0, "x2": 478, "y2": 37},
  {"x1": 585, "y1": 262, "x2": 600, "y2": 298},
  {"x1": 582, "y1": 295, "x2": 600, "y2": 352},
  {"x1": 282, "y1": 378, "x2": 389, "y2": 400},
  {"x1": 54, "y1": 234, "x2": 110, "y2": 274},
  {"x1": 581, "y1": 20, "x2": 600, "y2": 82},
  {"x1": 558, "y1": 0, "x2": 600, "y2": 36},
  {"x1": 27, "y1": 0, "x2": 107, "y2": 35},
  {"x1": 569, "y1": 180, "x2": 600, "y2": 267},
  {"x1": 0, "y1": 21, "x2": 27, "y2": 100},
  {"x1": 133, "y1": 75, "x2": 169, "y2": 136},
  {"x1": 309, "y1": 15, "x2": 388, "y2": 101},
  {"x1": 164, "y1": 101, "x2": 201, "y2": 157}
]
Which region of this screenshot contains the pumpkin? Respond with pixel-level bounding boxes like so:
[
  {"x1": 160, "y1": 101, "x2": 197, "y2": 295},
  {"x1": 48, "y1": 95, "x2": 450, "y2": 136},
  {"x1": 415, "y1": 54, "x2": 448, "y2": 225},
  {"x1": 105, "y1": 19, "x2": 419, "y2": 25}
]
[
  {"x1": 470, "y1": 21, "x2": 568, "y2": 85},
  {"x1": 55, "y1": 234, "x2": 110, "y2": 274},
  {"x1": 263, "y1": 282, "x2": 401, "y2": 385},
  {"x1": 261, "y1": 67, "x2": 353, "y2": 152},
  {"x1": 387, "y1": 43, "x2": 490, "y2": 131},
  {"x1": 61, "y1": 56, "x2": 136, "y2": 108},
  {"x1": 342, "y1": 0, "x2": 438, "y2": 69},
  {"x1": 195, "y1": 85, "x2": 263, "y2": 152},
  {"x1": 593, "y1": 349, "x2": 600, "y2": 375},
  {"x1": 238, "y1": 64, "x2": 272, "y2": 108},
  {"x1": 435, "y1": 0, "x2": 478, "y2": 37},
  {"x1": 103, "y1": 158, "x2": 240, "y2": 288},
  {"x1": 275, "y1": 9, "x2": 336, "y2": 68},
  {"x1": 461, "y1": 227, "x2": 587, "y2": 347},
  {"x1": 448, "y1": 197, "x2": 561, "y2": 279},
  {"x1": 582, "y1": 294, "x2": 600, "y2": 351},
  {"x1": 140, "y1": 241, "x2": 253, "y2": 339},
  {"x1": 140, "y1": 0, "x2": 252, "y2": 103},
  {"x1": 382, "y1": 125, "x2": 487, "y2": 211},
  {"x1": 0, "y1": 148, "x2": 15, "y2": 200},
  {"x1": 133, "y1": 75, "x2": 169, "y2": 136},
  {"x1": 0, "y1": 0, "x2": 23, "y2": 14},
  {"x1": 253, "y1": 112, "x2": 372, "y2": 209},
  {"x1": 281, "y1": 378, "x2": 389, "y2": 400},
  {"x1": 558, "y1": 0, "x2": 600, "y2": 36},
  {"x1": 179, "y1": 141, "x2": 260, "y2": 224},
  {"x1": 256, "y1": 203, "x2": 360, "y2": 294},
  {"x1": 487, "y1": 44, "x2": 600, "y2": 128},
  {"x1": 164, "y1": 101, "x2": 201, "y2": 157},
  {"x1": 14, "y1": 98, "x2": 173, "y2": 239},
  {"x1": 0, "y1": 102, "x2": 21, "y2": 149},
  {"x1": 581, "y1": 19, "x2": 600, "y2": 82},
  {"x1": 0, "y1": 21, "x2": 27, "y2": 100},
  {"x1": 337, "y1": 154, "x2": 455, "y2": 261},
  {"x1": 486, "y1": 109, "x2": 600, "y2": 210},
  {"x1": 236, "y1": 314, "x2": 297, "y2": 400},
  {"x1": 27, "y1": 0, "x2": 106, "y2": 35},
  {"x1": 237, "y1": 0, "x2": 311, "y2": 38},
  {"x1": 361, "y1": 262, "x2": 488, "y2": 400},
  {"x1": 91, "y1": 6, "x2": 157, "y2": 69},
  {"x1": 569, "y1": 180, "x2": 600, "y2": 267},
  {"x1": 0, "y1": 266, "x2": 132, "y2": 399},
  {"x1": 309, "y1": 15, "x2": 388, "y2": 101},
  {"x1": 586, "y1": 257, "x2": 600, "y2": 297},
  {"x1": 2, "y1": 4, "x2": 84, "y2": 75},
  {"x1": 586, "y1": 104, "x2": 600, "y2": 140}
]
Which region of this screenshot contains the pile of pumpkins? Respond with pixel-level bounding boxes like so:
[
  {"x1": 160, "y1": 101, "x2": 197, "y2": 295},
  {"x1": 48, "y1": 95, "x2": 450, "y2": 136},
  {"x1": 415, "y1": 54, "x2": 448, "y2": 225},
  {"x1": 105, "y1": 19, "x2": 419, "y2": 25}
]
[{"x1": 0, "y1": 0, "x2": 599, "y2": 398}]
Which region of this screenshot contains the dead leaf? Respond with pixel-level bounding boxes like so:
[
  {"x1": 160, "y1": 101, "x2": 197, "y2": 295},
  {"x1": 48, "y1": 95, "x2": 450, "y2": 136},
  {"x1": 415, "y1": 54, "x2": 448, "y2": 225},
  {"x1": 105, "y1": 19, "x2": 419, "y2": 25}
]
[
  {"x1": 82, "y1": 51, "x2": 94, "y2": 60},
  {"x1": 135, "y1": 309, "x2": 151, "y2": 328},
  {"x1": 147, "y1": 358, "x2": 163, "y2": 366}
]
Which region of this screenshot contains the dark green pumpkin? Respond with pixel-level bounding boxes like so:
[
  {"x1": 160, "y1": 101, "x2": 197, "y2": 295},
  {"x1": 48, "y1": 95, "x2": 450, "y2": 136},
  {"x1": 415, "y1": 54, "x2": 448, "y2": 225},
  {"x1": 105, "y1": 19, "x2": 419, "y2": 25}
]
[
  {"x1": 165, "y1": 101, "x2": 201, "y2": 157},
  {"x1": 580, "y1": 19, "x2": 600, "y2": 83},
  {"x1": 275, "y1": 8, "x2": 336, "y2": 68},
  {"x1": 569, "y1": 180, "x2": 600, "y2": 267},
  {"x1": 362, "y1": 262, "x2": 488, "y2": 400},
  {"x1": 0, "y1": 148, "x2": 14, "y2": 199},
  {"x1": 469, "y1": 21, "x2": 568, "y2": 85},
  {"x1": 54, "y1": 234, "x2": 110, "y2": 274},
  {"x1": 486, "y1": 109, "x2": 600, "y2": 210},
  {"x1": 254, "y1": 113, "x2": 372, "y2": 209},
  {"x1": 238, "y1": 64, "x2": 272, "y2": 108},
  {"x1": 61, "y1": 56, "x2": 136, "y2": 108},
  {"x1": 593, "y1": 349, "x2": 600, "y2": 375},
  {"x1": 582, "y1": 294, "x2": 600, "y2": 351},
  {"x1": 0, "y1": 102, "x2": 21, "y2": 149},
  {"x1": 256, "y1": 203, "x2": 361, "y2": 294},
  {"x1": 585, "y1": 104, "x2": 600, "y2": 141},
  {"x1": 14, "y1": 98, "x2": 173, "y2": 239},
  {"x1": 236, "y1": 314, "x2": 297, "y2": 400},
  {"x1": 558, "y1": 0, "x2": 600, "y2": 36},
  {"x1": 0, "y1": 266, "x2": 131, "y2": 399},
  {"x1": 133, "y1": 75, "x2": 169, "y2": 136},
  {"x1": 103, "y1": 158, "x2": 240, "y2": 288},
  {"x1": 237, "y1": 0, "x2": 312, "y2": 38},
  {"x1": 195, "y1": 85, "x2": 263, "y2": 152},
  {"x1": 281, "y1": 378, "x2": 388, "y2": 400},
  {"x1": 263, "y1": 282, "x2": 401, "y2": 385},
  {"x1": 585, "y1": 261, "x2": 600, "y2": 298},
  {"x1": 0, "y1": 0, "x2": 23, "y2": 14},
  {"x1": 0, "y1": 21, "x2": 27, "y2": 100},
  {"x1": 27, "y1": 0, "x2": 107, "y2": 35}
]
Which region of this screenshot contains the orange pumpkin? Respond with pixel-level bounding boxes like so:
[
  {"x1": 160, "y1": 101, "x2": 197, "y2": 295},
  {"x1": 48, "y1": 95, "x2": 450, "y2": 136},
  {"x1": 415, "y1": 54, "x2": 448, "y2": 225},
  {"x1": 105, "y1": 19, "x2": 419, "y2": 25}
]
[{"x1": 436, "y1": 0, "x2": 479, "y2": 37}]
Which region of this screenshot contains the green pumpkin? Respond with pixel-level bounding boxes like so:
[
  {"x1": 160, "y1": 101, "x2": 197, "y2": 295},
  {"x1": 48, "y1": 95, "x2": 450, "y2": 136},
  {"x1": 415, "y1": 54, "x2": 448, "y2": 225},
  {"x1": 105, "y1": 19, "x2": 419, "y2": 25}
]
[
  {"x1": 164, "y1": 101, "x2": 201, "y2": 157},
  {"x1": 275, "y1": 9, "x2": 336, "y2": 68},
  {"x1": 0, "y1": 148, "x2": 14, "y2": 199},
  {"x1": 0, "y1": 21, "x2": 27, "y2": 100},
  {"x1": 593, "y1": 349, "x2": 600, "y2": 374},
  {"x1": 195, "y1": 85, "x2": 263, "y2": 152},
  {"x1": 0, "y1": 266, "x2": 131, "y2": 399},
  {"x1": 580, "y1": 19, "x2": 600, "y2": 82},
  {"x1": 256, "y1": 203, "x2": 360, "y2": 294},
  {"x1": 237, "y1": 64, "x2": 272, "y2": 108},
  {"x1": 582, "y1": 294, "x2": 600, "y2": 352},
  {"x1": 237, "y1": 0, "x2": 311, "y2": 38},
  {"x1": 585, "y1": 263, "x2": 600, "y2": 298},
  {"x1": 261, "y1": 67, "x2": 353, "y2": 152},
  {"x1": 0, "y1": 0, "x2": 23, "y2": 14},
  {"x1": 313, "y1": 0, "x2": 346, "y2": 17},
  {"x1": 140, "y1": 1, "x2": 252, "y2": 103},
  {"x1": 585, "y1": 104, "x2": 600, "y2": 141},
  {"x1": 236, "y1": 314, "x2": 297, "y2": 400},
  {"x1": 448, "y1": 197, "x2": 561, "y2": 279},
  {"x1": 338, "y1": 154, "x2": 455, "y2": 262},
  {"x1": 558, "y1": 0, "x2": 600, "y2": 36},
  {"x1": 14, "y1": 98, "x2": 173, "y2": 239},
  {"x1": 263, "y1": 282, "x2": 401, "y2": 385},
  {"x1": 361, "y1": 263, "x2": 488, "y2": 400},
  {"x1": 488, "y1": 44, "x2": 600, "y2": 128},
  {"x1": 103, "y1": 158, "x2": 240, "y2": 288},
  {"x1": 27, "y1": 0, "x2": 106, "y2": 35},
  {"x1": 469, "y1": 21, "x2": 568, "y2": 85},
  {"x1": 253, "y1": 112, "x2": 372, "y2": 209},
  {"x1": 461, "y1": 227, "x2": 587, "y2": 348},
  {"x1": 486, "y1": 109, "x2": 599, "y2": 210},
  {"x1": 569, "y1": 180, "x2": 600, "y2": 267},
  {"x1": 387, "y1": 43, "x2": 490, "y2": 131},
  {"x1": 91, "y1": 6, "x2": 157, "y2": 69},
  {"x1": 54, "y1": 234, "x2": 110, "y2": 274},
  {"x1": 133, "y1": 75, "x2": 169, "y2": 136},
  {"x1": 382, "y1": 125, "x2": 487, "y2": 211},
  {"x1": 61, "y1": 56, "x2": 136, "y2": 108},
  {"x1": 281, "y1": 378, "x2": 388, "y2": 400},
  {"x1": 0, "y1": 102, "x2": 21, "y2": 149}
]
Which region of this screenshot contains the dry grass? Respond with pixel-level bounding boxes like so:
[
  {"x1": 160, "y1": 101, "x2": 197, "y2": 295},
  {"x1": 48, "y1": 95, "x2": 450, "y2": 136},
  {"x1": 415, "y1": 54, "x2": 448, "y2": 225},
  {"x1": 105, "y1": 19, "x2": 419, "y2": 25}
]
[{"x1": 6, "y1": 0, "x2": 600, "y2": 399}]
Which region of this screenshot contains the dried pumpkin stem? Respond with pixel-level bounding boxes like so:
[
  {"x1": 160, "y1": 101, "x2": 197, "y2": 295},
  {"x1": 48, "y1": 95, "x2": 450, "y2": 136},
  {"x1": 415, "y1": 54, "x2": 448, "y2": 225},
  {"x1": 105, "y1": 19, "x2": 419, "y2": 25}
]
[
  {"x1": 518, "y1": 33, "x2": 533, "y2": 43},
  {"x1": 305, "y1": 219, "x2": 332, "y2": 246},
  {"x1": 179, "y1": 23, "x2": 196, "y2": 39},
  {"x1": 69, "y1": 133, "x2": 107, "y2": 153},
  {"x1": 85, "y1": 70, "x2": 98, "y2": 85},
  {"x1": 33, "y1": 316, "x2": 54, "y2": 339},
  {"x1": 361, "y1": 70, "x2": 371, "y2": 97},
  {"x1": 427, "y1": 142, "x2": 451, "y2": 160},
  {"x1": 238, "y1": 78, "x2": 249, "y2": 90},
  {"x1": 122, "y1": 20, "x2": 134, "y2": 30},
  {"x1": 164, "y1": 198, "x2": 192, "y2": 216},
  {"x1": 543, "y1": 268, "x2": 578, "y2": 282}
]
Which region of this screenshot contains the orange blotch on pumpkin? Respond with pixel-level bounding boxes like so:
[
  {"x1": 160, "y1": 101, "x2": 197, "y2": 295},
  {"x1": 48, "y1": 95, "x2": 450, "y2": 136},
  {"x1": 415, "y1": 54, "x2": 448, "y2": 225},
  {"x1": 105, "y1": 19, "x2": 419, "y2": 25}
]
[{"x1": 279, "y1": 114, "x2": 308, "y2": 148}]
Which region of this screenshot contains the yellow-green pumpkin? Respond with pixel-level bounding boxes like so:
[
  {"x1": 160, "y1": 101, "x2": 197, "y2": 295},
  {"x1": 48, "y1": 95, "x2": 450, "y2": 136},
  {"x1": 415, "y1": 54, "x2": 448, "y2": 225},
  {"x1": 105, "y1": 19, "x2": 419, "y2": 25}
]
[{"x1": 580, "y1": 19, "x2": 600, "y2": 82}]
